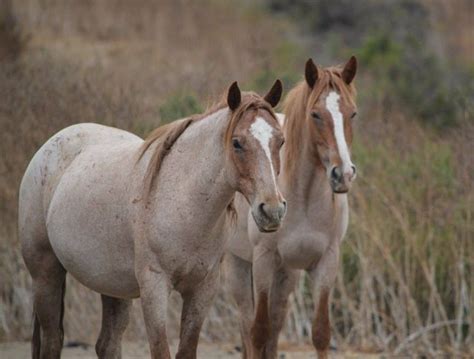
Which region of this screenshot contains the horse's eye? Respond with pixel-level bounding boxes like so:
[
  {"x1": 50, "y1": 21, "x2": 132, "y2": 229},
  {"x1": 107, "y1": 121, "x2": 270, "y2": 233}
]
[
  {"x1": 232, "y1": 139, "x2": 243, "y2": 150},
  {"x1": 351, "y1": 112, "x2": 357, "y2": 119},
  {"x1": 311, "y1": 111, "x2": 322, "y2": 120}
]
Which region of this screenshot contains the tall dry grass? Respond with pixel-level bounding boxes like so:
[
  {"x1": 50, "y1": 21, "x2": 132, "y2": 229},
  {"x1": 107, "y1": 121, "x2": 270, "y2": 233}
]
[{"x1": 0, "y1": 0, "x2": 472, "y2": 356}]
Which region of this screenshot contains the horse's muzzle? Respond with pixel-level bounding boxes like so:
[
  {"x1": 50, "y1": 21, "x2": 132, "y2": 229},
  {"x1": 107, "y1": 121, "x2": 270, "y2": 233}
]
[
  {"x1": 330, "y1": 165, "x2": 356, "y2": 193},
  {"x1": 252, "y1": 200, "x2": 287, "y2": 232}
]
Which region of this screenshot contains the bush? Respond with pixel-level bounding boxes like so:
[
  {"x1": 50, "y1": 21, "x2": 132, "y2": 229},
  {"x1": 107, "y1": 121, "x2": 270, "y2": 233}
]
[
  {"x1": 0, "y1": 0, "x2": 29, "y2": 60},
  {"x1": 266, "y1": 0, "x2": 474, "y2": 130},
  {"x1": 357, "y1": 33, "x2": 465, "y2": 129},
  {"x1": 158, "y1": 93, "x2": 203, "y2": 125}
]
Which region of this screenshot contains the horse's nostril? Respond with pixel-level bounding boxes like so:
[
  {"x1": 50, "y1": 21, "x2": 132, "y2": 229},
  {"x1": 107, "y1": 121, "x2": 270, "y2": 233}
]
[
  {"x1": 351, "y1": 165, "x2": 357, "y2": 175},
  {"x1": 279, "y1": 201, "x2": 287, "y2": 220},
  {"x1": 259, "y1": 203, "x2": 266, "y2": 215},
  {"x1": 331, "y1": 167, "x2": 341, "y2": 181}
]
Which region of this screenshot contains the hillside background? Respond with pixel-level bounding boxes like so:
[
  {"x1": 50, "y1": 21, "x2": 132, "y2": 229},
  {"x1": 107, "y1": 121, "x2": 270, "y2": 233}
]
[{"x1": 0, "y1": 0, "x2": 472, "y2": 356}]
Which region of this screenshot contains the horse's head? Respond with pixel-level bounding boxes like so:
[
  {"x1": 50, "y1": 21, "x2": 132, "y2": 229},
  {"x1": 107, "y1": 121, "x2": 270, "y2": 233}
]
[
  {"x1": 225, "y1": 81, "x2": 286, "y2": 232},
  {"x1": 304, "y1": 56, "x2": 358, "y2": 193}
]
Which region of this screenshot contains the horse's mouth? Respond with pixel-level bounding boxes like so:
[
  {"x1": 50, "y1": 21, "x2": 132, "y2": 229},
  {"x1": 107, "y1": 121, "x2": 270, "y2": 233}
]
[
  {"x1": 259, "y1": 226, "x2": 279, "y2": 233},
  {"x1": 330, "y1": 181, "x2": 351, "y2": 194},
  {"x1": 251, "y1": 212, "x2": 281, "y2": 233}
]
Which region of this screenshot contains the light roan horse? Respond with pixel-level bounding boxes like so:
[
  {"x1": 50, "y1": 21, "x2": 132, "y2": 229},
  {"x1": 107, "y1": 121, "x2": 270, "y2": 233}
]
[
  {"x1": 225, "y1": 57, "x2": 358, "y2": 358},
  {"x1": 19, "y1": 80, "x2": 287, "y2": 359}
]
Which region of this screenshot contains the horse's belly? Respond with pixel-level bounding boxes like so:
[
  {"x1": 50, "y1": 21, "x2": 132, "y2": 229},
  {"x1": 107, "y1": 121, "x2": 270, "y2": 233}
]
[
  {"x1": 48, "y1": 219, "x2": 139, "y2": 298},
  {"x1": 69, "y1": 259, "x2": 139, "y2": 299}
]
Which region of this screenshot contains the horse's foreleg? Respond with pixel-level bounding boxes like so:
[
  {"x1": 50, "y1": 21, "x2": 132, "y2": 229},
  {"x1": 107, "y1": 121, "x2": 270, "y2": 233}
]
[
  {"x1": 308, "y1": 245, "x2": 340, "y2": 359},
  {"x1": 224, "y1": 252, "x2": 254, "y2": 358},
  {"x1": 138, "y1": 266, "x2": 171, "y2": 359},
  {"x1": 95, "y1": 295, "x2": 131, "y2": 358},
  {"x1": 264, "y1": 267, "x2": 298, "y2": 358},
  {"x1": 176, "y1": 269, "x2": 219, "y2": 359},
  {"x1": 250, "y1": 244, "x2": 277, "y2": 358}
]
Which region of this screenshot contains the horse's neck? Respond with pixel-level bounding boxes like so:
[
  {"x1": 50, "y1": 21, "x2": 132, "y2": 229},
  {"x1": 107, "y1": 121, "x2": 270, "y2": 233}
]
[
  {"x1": 145, "y1": 108, "x2": 234, "y2": 227},
  {"x1": 281, "y1": 118, "x2": 334, "y2": 213},
  {"x1": 180, "y1": 108, "x2": 234, "y2": 211}
]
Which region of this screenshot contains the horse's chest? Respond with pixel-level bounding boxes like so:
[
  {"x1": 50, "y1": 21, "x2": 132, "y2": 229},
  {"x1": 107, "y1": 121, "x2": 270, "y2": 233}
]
[
  {"x1": 167, "y1": 244, "x2": 223, "y2": 292},
  {"x1": 148, "y1": 226, "x2": 225, "y2": 291},
  {"x1": 276, "y1": 195, "x2": 349, "y2": 270},
  {"x1": 278, "y1": 227, "x2": 330, "y2": 270}
]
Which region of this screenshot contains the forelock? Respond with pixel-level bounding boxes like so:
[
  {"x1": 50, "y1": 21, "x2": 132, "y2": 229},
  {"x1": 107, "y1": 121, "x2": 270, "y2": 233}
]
[{"x1": 224, "y1": 92, "x2": 278, "y2": 149}]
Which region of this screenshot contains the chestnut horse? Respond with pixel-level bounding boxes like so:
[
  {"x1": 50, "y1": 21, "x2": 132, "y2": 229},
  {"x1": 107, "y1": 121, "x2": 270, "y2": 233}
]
[
  {"x1": 225, "y1": 57, "x2": 358, "y2": 358},
  {"x1": 19, "y1": 81, "x2": 287, "y2": 359}
]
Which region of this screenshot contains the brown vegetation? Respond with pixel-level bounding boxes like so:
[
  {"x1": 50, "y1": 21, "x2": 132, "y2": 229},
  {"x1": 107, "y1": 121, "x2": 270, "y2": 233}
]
[{"x1": 0, "y1": 0, "x2": 472, "y2": 356}]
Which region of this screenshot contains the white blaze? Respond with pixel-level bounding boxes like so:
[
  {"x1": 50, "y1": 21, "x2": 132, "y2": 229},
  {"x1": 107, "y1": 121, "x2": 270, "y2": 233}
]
[
  {"x1": 250, "y1": 117, "x2": 278, "y2": 192},
  {"x1": 325, "y1": 91, "x2": 353, "y2": 173}
]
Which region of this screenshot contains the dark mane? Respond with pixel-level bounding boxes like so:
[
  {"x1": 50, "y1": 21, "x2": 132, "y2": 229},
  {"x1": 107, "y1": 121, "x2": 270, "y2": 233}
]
[{"x1": 282, "y1": 65, "x2": 356, "y2": 182}]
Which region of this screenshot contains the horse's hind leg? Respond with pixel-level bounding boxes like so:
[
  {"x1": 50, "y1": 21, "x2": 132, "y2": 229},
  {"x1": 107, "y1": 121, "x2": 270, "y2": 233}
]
[
  {"x1": 26, "y1": 249, "x2": 66, "y2": 359},
  {"x1": 95, "y1": 295, "x2": 131, "y2": 359},
  {"x1": 224, "y1": 252, "x2": 254, "y2": 358},
  {"x1": 20, "y1": 154, "x2": 67, "y2": 358}
]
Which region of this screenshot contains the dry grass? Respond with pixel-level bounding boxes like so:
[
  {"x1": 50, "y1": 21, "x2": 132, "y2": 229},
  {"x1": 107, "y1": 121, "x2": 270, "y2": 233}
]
[{"x1": 0, "y1": 0, "x2": 472, "y2": 356}]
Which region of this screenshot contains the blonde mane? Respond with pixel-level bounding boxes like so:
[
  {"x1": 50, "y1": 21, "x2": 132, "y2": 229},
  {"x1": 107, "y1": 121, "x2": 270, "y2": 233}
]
[
  {"x1": 282, "y1": 66, "x2": 356, "y2": 182},
  {"x1": 137, "y1": 91, "x2": 278, "y2": 199}
]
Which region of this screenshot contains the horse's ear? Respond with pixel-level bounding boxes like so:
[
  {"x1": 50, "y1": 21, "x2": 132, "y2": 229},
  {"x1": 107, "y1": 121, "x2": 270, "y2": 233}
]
[
  {"x1": 341, "y1": 55, "x2": 357, "y2": 85},
  {"x1": 264, "y1": 79, "x2": 283, "y2": 108},
  {"x1": 227, "y1": 81, "x2": 241, "y2": 111},
  {"x1": 305, "y1": 58, "x2": 318, "y2": 89}
]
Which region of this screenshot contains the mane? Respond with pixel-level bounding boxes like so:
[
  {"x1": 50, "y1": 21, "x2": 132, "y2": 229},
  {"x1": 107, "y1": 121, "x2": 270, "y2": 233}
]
[
  {"x1": 137, "y1": 91, "x2": 278, "y2": 202},
  {"x1": 282, "y1": 65, "x2": 356, "y2": 182}
]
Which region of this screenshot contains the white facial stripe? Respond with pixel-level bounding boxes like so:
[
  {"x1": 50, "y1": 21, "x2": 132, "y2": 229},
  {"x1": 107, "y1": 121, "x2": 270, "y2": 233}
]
[
  {"x1": 250, "y1": 117, "x2": 278, "y2": 192},
  {"x1": 325, "y1": 91, "x2": 353, "y2": 172}
]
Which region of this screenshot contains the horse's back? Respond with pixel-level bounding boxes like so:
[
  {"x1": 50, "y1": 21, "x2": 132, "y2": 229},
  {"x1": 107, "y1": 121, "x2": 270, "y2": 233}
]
[{"x1": 20, "y1": 123, "x2": 140, "y2": 215}]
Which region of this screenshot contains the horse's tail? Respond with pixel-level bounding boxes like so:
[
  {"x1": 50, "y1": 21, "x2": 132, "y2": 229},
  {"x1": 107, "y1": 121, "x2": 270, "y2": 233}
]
[
  {"x1": 32, "y1": 312, "x2": 41, "y2": 359},
  {"x1": 31, "y1": 278, "x2": 66, "y2": 359}
]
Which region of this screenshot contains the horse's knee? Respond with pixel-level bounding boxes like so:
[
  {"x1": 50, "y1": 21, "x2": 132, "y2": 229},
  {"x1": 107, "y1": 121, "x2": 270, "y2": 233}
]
[
  {"x1": 250, "y1": 293, "x2": 271, "y2": 350},
  {"x1": 312, "y1": 290, "x2": 330, "y2": 352}
]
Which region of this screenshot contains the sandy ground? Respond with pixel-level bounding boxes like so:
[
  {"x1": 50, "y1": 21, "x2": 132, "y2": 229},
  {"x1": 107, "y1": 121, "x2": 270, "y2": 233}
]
[{"x1": 0, "y1": 341, "x2": 382, "y2": 358}]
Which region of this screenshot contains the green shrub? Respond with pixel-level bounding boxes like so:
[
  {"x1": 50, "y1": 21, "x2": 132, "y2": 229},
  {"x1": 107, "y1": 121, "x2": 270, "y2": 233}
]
[{"x1": 158, "y1": 93, "x2": 203, "y2": 125}]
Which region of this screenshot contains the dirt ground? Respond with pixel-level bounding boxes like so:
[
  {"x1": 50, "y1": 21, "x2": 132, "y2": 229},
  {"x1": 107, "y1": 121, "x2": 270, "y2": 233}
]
[{"x1": 0, "y1": 341, "x2": 382, "y2": 358}]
